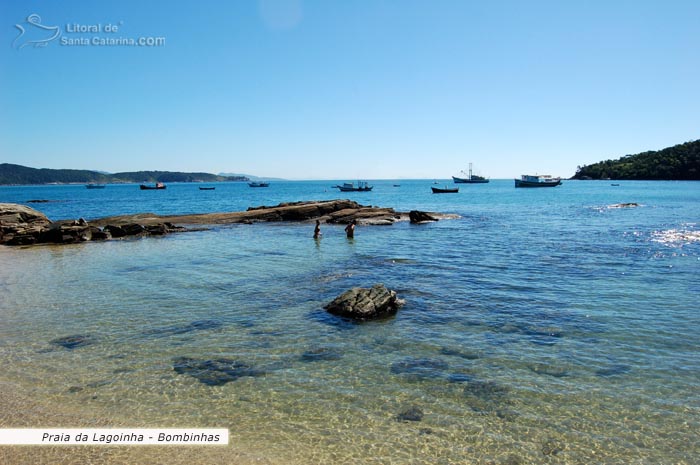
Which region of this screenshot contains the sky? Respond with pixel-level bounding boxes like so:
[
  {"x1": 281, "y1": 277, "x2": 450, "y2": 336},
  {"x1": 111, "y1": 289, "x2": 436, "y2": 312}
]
[{"x1": 1, "y1": 0, "x2": 699, "y2": 180}]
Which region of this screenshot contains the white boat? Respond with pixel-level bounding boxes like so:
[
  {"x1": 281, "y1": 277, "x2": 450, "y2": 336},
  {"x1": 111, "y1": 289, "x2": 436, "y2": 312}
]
[{"x1": 514, "y1": 174, "x2": 562, "y2": 188}]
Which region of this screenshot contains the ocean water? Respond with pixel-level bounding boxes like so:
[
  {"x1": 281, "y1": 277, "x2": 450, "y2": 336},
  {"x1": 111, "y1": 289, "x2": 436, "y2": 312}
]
[{"x1": 1, "y1": 180, "x2": 699, "y2": 464}]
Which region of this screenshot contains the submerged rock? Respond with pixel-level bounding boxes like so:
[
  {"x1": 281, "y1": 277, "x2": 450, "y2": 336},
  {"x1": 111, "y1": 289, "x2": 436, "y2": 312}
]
[
  {"x1": 324, "y1": 284, "x2": 404, "y2": 320},
  {"x1": 173, "y1": 357, "x2": 265, "y2": 386},
  {"x1": 50, "y1": 335, "x2": 95, "y2": 350},
  {"x1": 395, "y1": 405, "x2": 424, "y2": 422}
]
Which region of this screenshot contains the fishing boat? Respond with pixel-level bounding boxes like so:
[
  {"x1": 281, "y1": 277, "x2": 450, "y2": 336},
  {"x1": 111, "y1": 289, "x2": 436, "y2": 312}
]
[
  {"x1": 199, "y1": 187, "x2": 216, "y2": 190},
  {"x1": 333, "y1": 181, "x2": 373, "y2": 192},
  {"x1": 248, "y1": 182, "x2": 270, "y2": 187},
  {"x1": 514, "y1": 174, "x2": 561, "y2": 188},
  {"x1": 452, "y1": 163, "x2": 489, "y2": 183},
  {"x1": 85, "y1": 183, "x2": 106, "y2": 189},
  {"x1": 140, "y1": 182, "x2": 166, "y2": 190},
  {"x1": 431, "y1": 186, "x2": 459, "y2": 193}
]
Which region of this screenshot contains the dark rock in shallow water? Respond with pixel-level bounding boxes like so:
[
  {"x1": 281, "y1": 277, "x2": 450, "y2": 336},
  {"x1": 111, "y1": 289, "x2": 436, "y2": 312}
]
[
  {"x1": 395, "y1": 406, "x2": 424, "y2": 422},
  {"x1": 463, "y1": 379, "x2": 511, "y2": 414},
  {"x1": 390, "y1": 357, "x2": 449, "y2": 382},
  {"x1": 50, "y1": 335, "x2": 94, "y2": 350},
  {"x1": 300, "y1": 346, "x2": 343, "y2": 362},
  {"x1": 409, "y1": 210, "x2": 438, "y2": 224},
  {"x1": 173, "y1": 357, "x2": 265, "y2": 386},
  {"x1": 103, "y1": 225, "x2": 126, "y2": 238},
  {"x1": 324, "y1": 284, "x2": 403, "y2": 321},
  {"x1": 463, "y1": 380, "x2": 509, "y2": 401}
]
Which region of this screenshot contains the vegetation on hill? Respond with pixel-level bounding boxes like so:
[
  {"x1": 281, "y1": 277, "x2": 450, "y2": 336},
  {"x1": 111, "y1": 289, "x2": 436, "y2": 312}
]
[
  {"x1": 572, "y1": 140, "x2": 700, "y2": 180},
  {"x1": 0, "y1": 164, "x2": 249, "y2": 185}
]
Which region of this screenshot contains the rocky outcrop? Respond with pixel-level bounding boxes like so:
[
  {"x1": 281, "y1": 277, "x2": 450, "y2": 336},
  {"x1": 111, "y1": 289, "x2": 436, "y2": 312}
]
[
  {"x1": 324, "y1": 284, "x2": 404, "y2": 320},
  {"x1": 91, "y1": 200, "x2": 455, "y2": 227},
  {"x1": 2, "y1": 200, "x2": 457, "y2": 247},
  {"x1": 0, "y1": 203, "x2": 185, "y2": 246}
]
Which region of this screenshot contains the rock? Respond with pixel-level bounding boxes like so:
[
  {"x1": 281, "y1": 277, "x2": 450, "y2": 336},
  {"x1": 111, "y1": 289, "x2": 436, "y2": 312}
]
[
  {"x1": 395, "y1": 406, "x2": 424, "y2": 422},
  {"x1": 409, "y1": 210, "x2": 438, "y2": 223},
  {"x1": 0, "y1": 203, "x2": 52, "y2": 245},
  {"x1": 122, "y1": 223, "x2": 145, "y2": 236},
  {"x1": 172, "y1": 357, "x2": 265, "y2": 386},
  {"x1": 89, "y1": 226, "x2": 110, "y2": 240},
  {"x1": 103, "y1": 225, "x2": 127, "y2": 238},
  {"x1": 324, "y1": 284, "x2": 403, "y2": 320},
  {"x1": 609, "y1": 202, "x2": 639, "y2": 208},
  {"x1": 50, "y1": 335, "x2": 95, "y2": 350}
]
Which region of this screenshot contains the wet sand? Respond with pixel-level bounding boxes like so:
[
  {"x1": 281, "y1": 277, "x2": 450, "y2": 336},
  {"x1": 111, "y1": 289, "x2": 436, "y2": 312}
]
[{"x1": 0, "y1": 381, "x2": 277, "y2": 465}]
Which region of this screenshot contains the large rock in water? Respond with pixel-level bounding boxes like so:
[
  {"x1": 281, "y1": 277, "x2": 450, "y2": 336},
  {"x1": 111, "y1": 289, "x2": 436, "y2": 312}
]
[
  {"x1": 324, "y1": 284, "x2": 403, "y2": 320},
  {"x1": 0, "y1": 203, "x2": 52, "y2": 245},
  {"x1": 409, "y1": 210, "x2": 438, "y2": 223}
]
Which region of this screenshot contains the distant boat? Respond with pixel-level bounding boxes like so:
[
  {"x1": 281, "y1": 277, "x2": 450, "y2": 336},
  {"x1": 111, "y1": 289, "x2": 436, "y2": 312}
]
[
  {"x1": 453, "y1": 163, "x2": 489, "y2": 184},
  {"x1": 333, "y1": 181, "x2": 373, "y2": 192},
  {"x1": 431, "y1": 186, "x2": 459, "y2": 193},
  {"x1": 248, "y1": 182, "x2": 270, "y2": 187},
  {"x1": 85, "y1": 183, "x2": 106, "y2": 189},
  {"x1": 393, "y1": 184, "x2": 401, "y2": 187},
  {"x1": 514, "y1": 174, "x2": 561, "y2": 188},
  {"x1": 140, "y1": 182, "x2": 166, "y2": 190},
  {"x1": 199, "y1": 187, "x2": 216, "y2": 190}
]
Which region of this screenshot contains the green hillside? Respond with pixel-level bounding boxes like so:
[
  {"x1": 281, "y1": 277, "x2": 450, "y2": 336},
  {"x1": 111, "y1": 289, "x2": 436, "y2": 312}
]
[
  {"x1": 572, "y1": 140, "x2": 700, "y2": 180},
  {"x1": 0, "y1": 164, "x2": 248, "y2": 184}
]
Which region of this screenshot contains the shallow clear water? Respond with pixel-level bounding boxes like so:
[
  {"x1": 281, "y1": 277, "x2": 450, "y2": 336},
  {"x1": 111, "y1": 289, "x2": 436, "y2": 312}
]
[{"x1": 1, "y1": 180, "x2": 699, "y2": 464}]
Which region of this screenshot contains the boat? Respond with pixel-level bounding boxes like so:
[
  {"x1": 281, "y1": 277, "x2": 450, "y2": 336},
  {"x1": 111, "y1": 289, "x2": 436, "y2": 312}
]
[
  {"x1": 452, "y1": 163, "x2": 489, "y2": 184},
  {"x1": 333, "y1": 181, "x2": 373, "y2": 192},
  {"x1": 140, "y1": 182, "x2": 166, "y2": 190},
  {"x1": 85, "y1": 183, "x2": 106, "y2": 189},
  {"x1": 199, "y1": 187, "x2": 216, "y2": 190},
  {"x1": 248, "y1": 182, "x2": 270, "y2": 187},
  {"x1": 514, "y1": 174, "x2": 561, "y2": 188},
  {"x1": 431, "y1": 186, "x2": 459, "y2": 193}
]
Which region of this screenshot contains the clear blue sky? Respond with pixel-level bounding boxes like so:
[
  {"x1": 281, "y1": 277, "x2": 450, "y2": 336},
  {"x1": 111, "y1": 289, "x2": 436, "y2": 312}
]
[{"x1": 1, "y1": 0, "x2": 699, "y2": 179}]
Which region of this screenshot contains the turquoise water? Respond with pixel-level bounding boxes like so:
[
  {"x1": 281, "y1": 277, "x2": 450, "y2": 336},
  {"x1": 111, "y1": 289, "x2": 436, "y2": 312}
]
[{"x1": 1, "y1": 180, "x2": 699, "y2": 464}]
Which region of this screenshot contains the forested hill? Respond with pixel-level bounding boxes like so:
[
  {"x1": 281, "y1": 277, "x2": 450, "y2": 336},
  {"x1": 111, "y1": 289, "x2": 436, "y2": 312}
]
[
  {"x1": 572, "y1": 140, "x2": 700, "y2": 180},
  {"x1": 0, "y1": 164, "x2": 248, "y2": 184}
]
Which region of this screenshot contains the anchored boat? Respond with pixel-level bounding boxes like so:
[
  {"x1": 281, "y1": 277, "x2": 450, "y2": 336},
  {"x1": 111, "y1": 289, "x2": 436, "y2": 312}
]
[
  {"x1": 514, "y1": 174, "x2": 562, "y2": 188},
  {"x1": 452, "y1": 163, "x2": 489, "y2": 184}
]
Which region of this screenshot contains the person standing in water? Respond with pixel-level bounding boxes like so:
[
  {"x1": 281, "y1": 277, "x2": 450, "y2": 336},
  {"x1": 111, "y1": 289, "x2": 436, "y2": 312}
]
[
  {"x1": 313, "y1": 220, "x2": 322, "y2": 239},
  {"x1": 344, "y1": 219, "x2": 356, "y2": 239}
]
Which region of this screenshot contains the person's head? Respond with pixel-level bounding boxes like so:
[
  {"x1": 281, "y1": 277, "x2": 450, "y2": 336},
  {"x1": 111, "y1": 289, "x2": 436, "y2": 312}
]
[{"x1": 316, "y1": 220, "x2": 320, "y2": 225}]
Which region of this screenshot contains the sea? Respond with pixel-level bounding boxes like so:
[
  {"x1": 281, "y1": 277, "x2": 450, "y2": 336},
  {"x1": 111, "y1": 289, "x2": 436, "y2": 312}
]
[{"x1": 0, "y1": 179, "x2": 698, "y2": 464}]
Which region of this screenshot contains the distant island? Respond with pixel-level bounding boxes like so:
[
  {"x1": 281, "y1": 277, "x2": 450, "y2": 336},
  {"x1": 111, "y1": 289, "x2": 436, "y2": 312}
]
[
  {"x1": 572, "y1": 140, "x2": 700, "y2": 180},
  {"x1": 0, "y1": 164, "x2": 249, "y2": 185}
]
